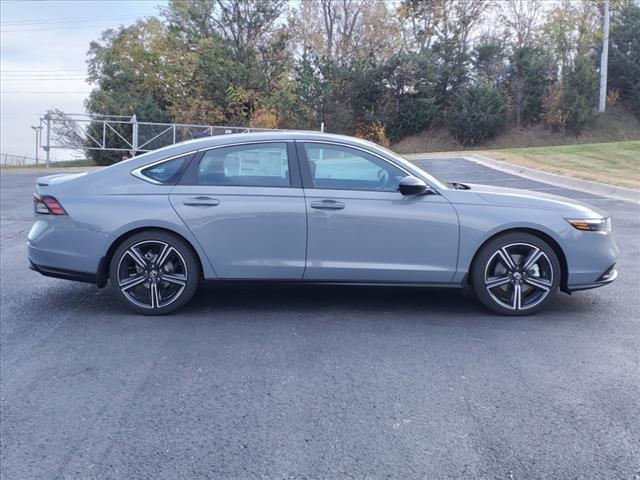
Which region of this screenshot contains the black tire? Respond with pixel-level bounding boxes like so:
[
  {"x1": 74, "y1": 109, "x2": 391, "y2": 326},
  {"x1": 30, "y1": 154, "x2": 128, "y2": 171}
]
[
  {"x1": 471, "y1": 232, "x2": 561, "y2": 316},
  {"x1": 109, "y1": 230, "x2": 200, "y2": 315}
]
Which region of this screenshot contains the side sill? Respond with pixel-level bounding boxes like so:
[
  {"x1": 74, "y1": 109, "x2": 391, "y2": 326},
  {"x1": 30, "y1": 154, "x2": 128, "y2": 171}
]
[{"x1": 201, "y1": 279, "x2": 465, "y2": 289}]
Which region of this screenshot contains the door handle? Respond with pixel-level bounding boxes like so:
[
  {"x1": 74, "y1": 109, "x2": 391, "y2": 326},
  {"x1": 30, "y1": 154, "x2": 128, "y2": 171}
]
[
  {"x1": 183, "y1": 196, "x2": 220, "y2": 207},
  {"x1": 310, "y1": 200, "x2": 345, "y2": 210}
]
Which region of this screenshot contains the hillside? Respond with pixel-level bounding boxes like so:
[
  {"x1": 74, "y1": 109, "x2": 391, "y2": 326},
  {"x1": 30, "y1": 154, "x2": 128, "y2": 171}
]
[{"x1": 392, "y1": 106, "x2": 640, "y2": 154}]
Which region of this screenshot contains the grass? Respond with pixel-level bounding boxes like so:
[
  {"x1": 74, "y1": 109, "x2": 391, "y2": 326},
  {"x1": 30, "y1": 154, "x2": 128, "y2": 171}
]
[
  {"x1": 479, "y1": 141, "x2": 640, "y2": 190},
  {"x1": 0, "y1": 159, "x2": 97, "y2": 170}
]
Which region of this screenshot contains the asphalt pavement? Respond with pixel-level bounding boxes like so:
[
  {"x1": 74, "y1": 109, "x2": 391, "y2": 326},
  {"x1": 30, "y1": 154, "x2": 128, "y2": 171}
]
[{"x1": 1, "y1": 159, "x2": 639, "y2": 479}]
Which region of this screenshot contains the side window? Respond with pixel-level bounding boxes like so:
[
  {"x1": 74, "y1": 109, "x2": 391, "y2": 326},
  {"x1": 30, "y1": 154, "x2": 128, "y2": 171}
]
[
  {"x1": 303, "y1": 143, "x2": 406, "y2": 192},
  {"x1": 197, "y1": 143, "x2": 290, "y2": 187},
  {"x1": 140, "y1": 154, "x2": 190, "y2": 184}
]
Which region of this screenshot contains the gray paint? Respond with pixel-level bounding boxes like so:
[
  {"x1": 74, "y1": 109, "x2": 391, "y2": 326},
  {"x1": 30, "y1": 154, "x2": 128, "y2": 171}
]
[{"x1": 28, "y1": 131, "x2": 618, "y2": 291}]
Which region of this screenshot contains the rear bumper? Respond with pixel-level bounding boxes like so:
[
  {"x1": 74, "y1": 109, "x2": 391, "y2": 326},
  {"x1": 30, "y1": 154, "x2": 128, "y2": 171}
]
[{"x1": 29, "y1": 261, "x2": 96, "y2": 284}]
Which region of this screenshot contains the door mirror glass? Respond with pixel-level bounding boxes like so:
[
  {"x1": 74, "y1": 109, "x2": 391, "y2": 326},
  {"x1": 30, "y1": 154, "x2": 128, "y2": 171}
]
[{"x1": 398, "y1": 176, "x2": 429, "y2": 196}]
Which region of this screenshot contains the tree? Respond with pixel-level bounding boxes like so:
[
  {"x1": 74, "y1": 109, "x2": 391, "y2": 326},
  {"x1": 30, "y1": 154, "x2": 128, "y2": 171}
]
[
  {"x1": 382, "y1": 51, "x2": 440, "y2": 141},
  {"x1": 500, "y1": 0, "x2": 544, "y2": 50},
  {"x1": 508, "y1": 45, "x2": 555, "y2": 126},
  {"x1": 608, "y1": 2, "x2": 640, "y2": 117},
  {"x1": 448, "y1": 81, "x2": 508, "y2": 145},
  {"x1": 561, "y1": 55, "x2": 599, "y2": 133},
  {"x1": 292, "y1": 0, "x2": 400, "y2": 63}
]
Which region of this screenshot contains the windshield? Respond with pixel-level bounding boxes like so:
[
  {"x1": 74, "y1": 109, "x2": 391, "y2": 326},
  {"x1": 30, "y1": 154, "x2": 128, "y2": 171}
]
[{"x1": 368, "y1": 143, "x2": 450, "y2": 190}]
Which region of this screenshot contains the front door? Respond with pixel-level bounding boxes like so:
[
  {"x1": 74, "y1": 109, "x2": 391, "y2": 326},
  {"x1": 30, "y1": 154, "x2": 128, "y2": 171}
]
[
  {"x1": 298, "y1": 142, "x2": 459, "y2": 283},
  {"x1": 170, "y1": 141, "x2": 306, "y2": 279}
]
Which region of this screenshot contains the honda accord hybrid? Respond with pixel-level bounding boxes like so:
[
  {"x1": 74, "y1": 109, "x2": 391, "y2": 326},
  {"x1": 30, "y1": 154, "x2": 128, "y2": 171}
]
[{"x1": 28, "y1": 132, "x2": 619, "y2": 315}]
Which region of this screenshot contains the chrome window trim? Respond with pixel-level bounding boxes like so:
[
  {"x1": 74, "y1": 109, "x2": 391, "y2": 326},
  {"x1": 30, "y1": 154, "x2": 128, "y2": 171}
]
[{"x1": 131, "y1": 140, "x2": 295, "y2": 185}]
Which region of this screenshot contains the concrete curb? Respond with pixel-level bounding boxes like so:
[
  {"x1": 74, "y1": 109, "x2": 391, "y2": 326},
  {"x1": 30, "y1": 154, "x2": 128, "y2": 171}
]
[{"x1": 464, "y1": 154, "x2": 640, "y2": 204}]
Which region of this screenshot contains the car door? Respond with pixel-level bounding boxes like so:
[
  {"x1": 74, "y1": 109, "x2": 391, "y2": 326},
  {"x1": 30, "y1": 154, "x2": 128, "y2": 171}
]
[
  {"x1": 298, "y1": 141, "x2": 459, "y2": 283},
  {"x1": 170, "y1": 141, "x2": 306, "y2": 279}
]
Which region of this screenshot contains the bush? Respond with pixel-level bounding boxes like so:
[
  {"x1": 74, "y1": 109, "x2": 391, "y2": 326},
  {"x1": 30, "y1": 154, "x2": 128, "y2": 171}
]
[
  {"x1": 447, "y1": 82, "x2": 508, "y2": 145},
  {"x1": 384, "y1": 96, "x2": 439, "y2": 142}
]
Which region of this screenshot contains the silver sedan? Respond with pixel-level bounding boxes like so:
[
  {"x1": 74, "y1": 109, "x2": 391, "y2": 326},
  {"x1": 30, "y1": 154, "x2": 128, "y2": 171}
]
[{"x1": 28, "y1": 132, "x2": 619, "y2": 315}]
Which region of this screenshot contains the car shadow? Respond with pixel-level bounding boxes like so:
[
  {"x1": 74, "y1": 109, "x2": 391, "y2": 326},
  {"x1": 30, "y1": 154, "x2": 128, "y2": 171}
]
[{"x1": 23, "y1": 279, "x2": 596, "y2": 325}]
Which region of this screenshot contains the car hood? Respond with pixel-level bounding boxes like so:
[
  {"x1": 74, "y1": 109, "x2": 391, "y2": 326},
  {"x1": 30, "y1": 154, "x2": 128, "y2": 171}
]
[{"x1": 448, "y1": 182, "x2": 608, "y2": 218}]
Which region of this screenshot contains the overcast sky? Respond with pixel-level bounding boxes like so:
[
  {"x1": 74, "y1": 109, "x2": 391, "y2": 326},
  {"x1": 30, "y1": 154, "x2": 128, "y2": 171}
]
[{"x1": 1, "y1": 0, "x2": 165, "y2": 160}]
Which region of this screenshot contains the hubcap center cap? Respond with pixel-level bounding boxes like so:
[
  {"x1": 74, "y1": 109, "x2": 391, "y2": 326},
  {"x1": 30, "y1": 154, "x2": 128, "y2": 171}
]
[{"x1": 513, "y1": 272, "x2": 522, "y2": 280}]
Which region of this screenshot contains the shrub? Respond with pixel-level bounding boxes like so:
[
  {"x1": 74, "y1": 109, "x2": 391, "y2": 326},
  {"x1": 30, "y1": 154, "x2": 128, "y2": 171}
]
[
  {"x1": 384, "y1": 96, "x2": 439, "y2": 142},
  {"x1": 447, "y1": 82, "x2": 508, "y2": 145}
]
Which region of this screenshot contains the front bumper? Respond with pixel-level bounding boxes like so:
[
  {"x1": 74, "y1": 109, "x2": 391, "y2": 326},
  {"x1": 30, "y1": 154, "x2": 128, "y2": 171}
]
[{"x1": 567, "y1": 264, "x2": 618, "y2": 292}]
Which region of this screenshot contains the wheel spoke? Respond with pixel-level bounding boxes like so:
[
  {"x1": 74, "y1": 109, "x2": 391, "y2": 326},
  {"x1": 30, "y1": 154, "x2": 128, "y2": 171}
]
[
  {"x1": 512, "y1": 283, "x2": 522, "y2": 310},
  {"x1": 156, "y1": 244, "x2": 173, "y2": 268},
  {"x1": 523, "y1": 247, "x2": 543, "y2": 271},
  {"x1": 524, "y1": 276, "x2": 551, "y2": 291},
  {"x1": 126, "y1": 247, "x2": 148, "y2": 269},
  {"x1": 485, "y1": 276, "x2": 511, "y2": 289},
  {"x1": 498, "y1": 248, "x2": 516, "y2": 271},
  {"x1": 150, "y1": 282, "x2": 160, "y2": 308},
  {"x1": 119, "y1": 274, "x2": 147, "y2": 291},
  {"x1": 162, "y1": 273, "x2": 186, "y2": 287}
]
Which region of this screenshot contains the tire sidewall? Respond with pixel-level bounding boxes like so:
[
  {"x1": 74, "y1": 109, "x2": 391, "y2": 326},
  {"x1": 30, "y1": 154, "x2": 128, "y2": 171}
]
[
  {"x1": 109, "y1": 231, "x2": 200, "y2": 315},
  {"x1": 472, "y1": 232, "x2": 561, "y2": 316}
]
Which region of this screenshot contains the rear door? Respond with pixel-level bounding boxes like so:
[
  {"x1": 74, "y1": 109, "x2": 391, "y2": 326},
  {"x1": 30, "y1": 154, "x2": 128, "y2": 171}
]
[
  {"x1": 298, "y1": 141, "x2": 459, "y2": 283},
  {"x1": 170, "y1": 141, "x2": 307, "y2": 279}
]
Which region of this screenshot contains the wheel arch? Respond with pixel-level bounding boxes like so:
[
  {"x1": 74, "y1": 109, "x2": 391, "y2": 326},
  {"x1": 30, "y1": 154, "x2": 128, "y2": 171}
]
[
  {"x1": 97, "y1": 226, "x2": 206, "y2": 288},
  {"x1": 467, "y1": 227, "x2": 569, "y2": 293}
]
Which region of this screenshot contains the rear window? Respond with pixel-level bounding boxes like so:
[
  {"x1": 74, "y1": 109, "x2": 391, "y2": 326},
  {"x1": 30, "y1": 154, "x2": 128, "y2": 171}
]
[
  {"x1": 140, "y1": 154, "x2": 190, "y2": 184},
  {"x1": 196, "y1": 143, "x2": 290, "y2": 187}
]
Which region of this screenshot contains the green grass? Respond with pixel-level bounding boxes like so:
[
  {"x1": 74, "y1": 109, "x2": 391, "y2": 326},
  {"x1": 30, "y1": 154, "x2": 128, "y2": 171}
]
[{"x1": 481, "y1": 141, "x2": 640, "y2": 190}]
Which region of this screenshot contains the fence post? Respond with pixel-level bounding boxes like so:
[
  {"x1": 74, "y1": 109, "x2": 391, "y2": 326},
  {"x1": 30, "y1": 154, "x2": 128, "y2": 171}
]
[{"x1": 130, "y1": 114, "x2": 138, "y2": 156}]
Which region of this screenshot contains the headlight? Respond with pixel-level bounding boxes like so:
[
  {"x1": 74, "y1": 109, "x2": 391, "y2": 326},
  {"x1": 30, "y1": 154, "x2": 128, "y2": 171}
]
[{"x1": 566, "y1": 218, "x2": 611, "y2": 232}]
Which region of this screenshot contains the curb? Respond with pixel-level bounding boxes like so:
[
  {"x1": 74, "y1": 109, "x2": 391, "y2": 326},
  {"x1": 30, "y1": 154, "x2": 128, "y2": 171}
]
[{"x1": 464, "y1": 154, "x2": 640, "y2": 205}]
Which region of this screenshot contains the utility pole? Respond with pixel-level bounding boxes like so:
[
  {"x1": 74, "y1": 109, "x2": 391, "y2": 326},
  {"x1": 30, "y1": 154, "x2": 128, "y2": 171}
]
[
  {"x1": 44, "y1": 113, "x2": 51, "y2": 169},
  {"x1": 31, "y1": 125, "x2": 42, "y2": 165},
  {"x1": 599, "y1": 0, "x2": 610, "y2": 113}
]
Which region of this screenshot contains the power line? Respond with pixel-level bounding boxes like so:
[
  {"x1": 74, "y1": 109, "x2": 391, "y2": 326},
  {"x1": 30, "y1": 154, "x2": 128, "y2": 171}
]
[
  {"x1": 1, "y1": 69, "x2": 85, "y2": 72},
  {"x1": 0, "y1": 91, "x2": 91, "y2": 94},
  {"x1": 0, "y1": 15, "x2": 141, "y2": 26},
  {"x1": 1, "y1": 79, "x2": 88, "y2": 82},
  {"x1": 1, "y1": 22, "x2": 140, "y2": 33}
]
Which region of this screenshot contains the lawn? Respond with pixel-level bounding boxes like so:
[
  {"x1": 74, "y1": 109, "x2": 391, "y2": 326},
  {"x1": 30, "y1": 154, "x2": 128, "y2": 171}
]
[{"x1": 480, "y1": 141, "x2": 640, "y2": 190}]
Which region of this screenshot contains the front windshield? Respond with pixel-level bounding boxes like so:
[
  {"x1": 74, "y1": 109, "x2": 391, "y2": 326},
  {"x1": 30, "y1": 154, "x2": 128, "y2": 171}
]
[{"x1": 369, "y1": 143, "x2": 449, "y2": 190}]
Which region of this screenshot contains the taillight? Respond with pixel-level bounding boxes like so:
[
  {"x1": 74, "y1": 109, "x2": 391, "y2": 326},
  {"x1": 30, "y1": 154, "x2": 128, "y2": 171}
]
[{"x1": 33, "y1": 193, "x2": 67, "y2": 215}]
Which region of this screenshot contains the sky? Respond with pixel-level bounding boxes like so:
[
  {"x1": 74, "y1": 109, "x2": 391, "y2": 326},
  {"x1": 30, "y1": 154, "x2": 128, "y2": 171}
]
[{"x1": 1, "y1": 0, "x2": 165, "y2": 160}]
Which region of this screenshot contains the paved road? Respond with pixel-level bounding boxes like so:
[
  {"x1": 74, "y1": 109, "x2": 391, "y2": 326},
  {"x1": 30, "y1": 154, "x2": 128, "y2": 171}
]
[{"x1": 1, "y1": 160, "x2": 639, "y2": 479}]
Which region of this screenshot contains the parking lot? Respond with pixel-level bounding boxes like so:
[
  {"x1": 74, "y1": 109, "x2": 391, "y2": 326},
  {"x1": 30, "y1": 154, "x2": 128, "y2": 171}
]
[{"x1": 1, "y1": 158, "x2": 639, "y2": 479}]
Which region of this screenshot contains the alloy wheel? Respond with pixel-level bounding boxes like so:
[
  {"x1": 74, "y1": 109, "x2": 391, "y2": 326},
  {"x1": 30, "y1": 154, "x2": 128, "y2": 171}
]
[
  {"x1": 116, "y1": 240, "x2": 188, "y2": 310},
  {"x1": 483, "y1": 242, "x2": 554, "y2": 311}
]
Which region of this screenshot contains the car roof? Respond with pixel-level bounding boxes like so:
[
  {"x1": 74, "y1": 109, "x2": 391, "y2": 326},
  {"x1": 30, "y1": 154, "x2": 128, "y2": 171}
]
[{"x1": 171, "y1": 130, "x2": 375, "y2": 150}]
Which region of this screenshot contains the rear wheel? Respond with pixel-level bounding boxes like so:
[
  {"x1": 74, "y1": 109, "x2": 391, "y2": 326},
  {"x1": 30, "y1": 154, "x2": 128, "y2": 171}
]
[
  {"x1": 472, "y1": 232, "x2": 560, "y2": 315},
  {"x1": 109, "y1": 231, "x2": 199, "y2": 315}
]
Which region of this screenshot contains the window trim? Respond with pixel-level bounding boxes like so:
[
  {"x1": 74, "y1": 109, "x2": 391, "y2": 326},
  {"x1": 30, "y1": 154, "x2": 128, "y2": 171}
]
[
  {"x1": 296, "y1": 140, "x2": 414, "y2": 192},
  {"x1": 178, "y1": 140, "x2": 301, "y2": 188}
]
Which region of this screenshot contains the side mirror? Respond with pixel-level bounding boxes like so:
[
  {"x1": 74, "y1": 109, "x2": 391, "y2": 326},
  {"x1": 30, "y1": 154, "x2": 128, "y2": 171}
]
[{"x1": 399, "y1": 176, "x2": 430, "y2": 196}]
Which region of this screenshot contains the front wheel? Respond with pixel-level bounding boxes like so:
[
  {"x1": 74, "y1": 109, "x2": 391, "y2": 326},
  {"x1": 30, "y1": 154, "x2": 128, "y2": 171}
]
[
  {"x1": 109, "y1": 231, "x2": 200, "y2": 315},
  {"x1": 471, "y1": 233, "x2": 561, "y2": 316}
]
